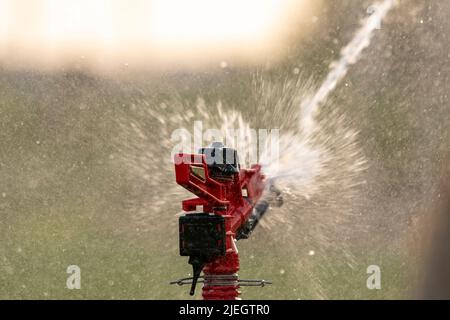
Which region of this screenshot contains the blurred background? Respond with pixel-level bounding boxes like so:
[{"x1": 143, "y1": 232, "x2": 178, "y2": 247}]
[{"x1": 0, "y1": 0, "x2": 449, "y2": 299}]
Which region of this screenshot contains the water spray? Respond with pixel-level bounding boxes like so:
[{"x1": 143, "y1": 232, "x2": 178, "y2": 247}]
[
  {"x1": 169, "y1": 0, "x2": 397, "y2": 300},
  {"x1": 264, "y1": 0, "x2": 397, "y2": 188},
  {"x1": 301, "y1": 0, "x2": 397, "y2": 132}
]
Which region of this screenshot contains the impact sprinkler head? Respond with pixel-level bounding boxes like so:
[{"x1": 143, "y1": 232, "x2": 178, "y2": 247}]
[
  {"x1": 170, "y1": 142, "x2": 279, "y2": 299},
  {"x1": 199, "y1": 142, "x2": 240, "y2": 181}
]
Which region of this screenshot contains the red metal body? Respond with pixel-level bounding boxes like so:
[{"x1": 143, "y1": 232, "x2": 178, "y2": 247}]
[{"x1": 174, "y1": 153, "x2": 266, "y2": 300}]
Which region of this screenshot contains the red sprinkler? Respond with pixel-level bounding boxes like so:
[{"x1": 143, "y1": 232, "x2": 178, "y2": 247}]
[{"x1": 170, "y1": 142, "x2": 282, "y2": 300}]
